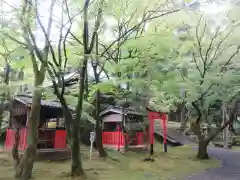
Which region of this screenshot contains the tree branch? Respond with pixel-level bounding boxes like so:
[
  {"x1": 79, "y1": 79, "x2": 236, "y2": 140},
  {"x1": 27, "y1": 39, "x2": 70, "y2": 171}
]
[{"x1": 3, "y1": 33, "x2": 27, "y2": 47}]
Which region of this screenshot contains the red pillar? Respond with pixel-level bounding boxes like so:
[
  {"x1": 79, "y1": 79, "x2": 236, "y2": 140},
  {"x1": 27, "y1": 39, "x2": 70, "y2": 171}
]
[{"x1": 148, "y1": 112, "x2": 155, "y2": 157}]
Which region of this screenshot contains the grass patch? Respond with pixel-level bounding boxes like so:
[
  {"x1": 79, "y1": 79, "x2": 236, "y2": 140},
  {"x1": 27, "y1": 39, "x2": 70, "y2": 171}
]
[{"x1": 0, "y1": 144, "x2": 220, "y2": 180}]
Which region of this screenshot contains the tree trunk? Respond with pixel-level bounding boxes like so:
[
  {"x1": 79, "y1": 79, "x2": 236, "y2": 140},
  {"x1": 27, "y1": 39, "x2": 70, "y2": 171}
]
[
  {"x1": 53, "y1": 81, "x2": 84, "y2": 176},
  {"x1": 190, "y1": 119, "x2": 209, "y2": 159},
  {"x1": 69, "y1": 51, "x2": 88, "y2": 176},
  {"x1": 191, "y1": 102, "x2": 210, "y2": 159},
  {"x1": 179, "y1": 102, "x2": 187, "y2": 132},
  {"x1": 95, "y1": 90, "x2": 107, "y2": 157},
  {"x1": 12, "y1": 124, "x2": 20, "y2": 169},
  {"x1": 70, "y1": 55, "x2": 87, "y2": 176},
  {"x1": 68, "y1": 0, "x2": 103, "y2": 175},
  {"x1": 92, "y1": 34, "x2": 107, "y2": 157},
  {"x1": 197, "y1": 140, "x2": 209, "y2": 159},
  {"x1": 222, "y1": 104, "x2": 231, "y2": 148},
  {"x1": 193, "y1": 127, "x2": 210, "y2": 159},
  {"x1": 58, "y1": 95, "x2": 84, "y2": 176},
  {"x1": 196, "y1": 101, "x2": 238, "y2": 160},
  {"x1": 84, "y1": 70, "x2": 89, "y2": 99},
  {"x1": 50, "y1": 68, "x2": 84, "y2": 176},
  {"x1": 57, "y1": 95, "x2": 73, "y2": 144},
  {"x1": 68, "y1": 0, "x2": 97, "y2": 175},
  {"x1": 71, "y1": 125, "x2": 85, "y2": 177},
  {"x1": 121, "y1": 113, "x2": 128, "y2": 153},
  {"x1": 95, "y1": 128, "x2": 106, "y2": 157},
  {"x1": 0, "y1": 61, "x2": 10, "y2": 135},
  {"x1": 15, "y1": 89, "x2": 41, "y2": 180}
]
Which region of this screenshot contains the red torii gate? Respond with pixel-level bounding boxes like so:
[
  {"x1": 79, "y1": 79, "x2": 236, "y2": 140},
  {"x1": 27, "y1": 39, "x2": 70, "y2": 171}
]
[{"x1": 147, "y1": 108, "x2": 168, "y2": 156}]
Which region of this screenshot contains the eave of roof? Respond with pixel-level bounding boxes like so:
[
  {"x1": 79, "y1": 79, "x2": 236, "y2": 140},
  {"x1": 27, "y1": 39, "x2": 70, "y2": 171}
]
[
  {"x1": 14, "y1": 93, "x2": 74, "y2": 110},
  {"x1": 100, "y1": 105, "x2": 143, "y2": 117}
]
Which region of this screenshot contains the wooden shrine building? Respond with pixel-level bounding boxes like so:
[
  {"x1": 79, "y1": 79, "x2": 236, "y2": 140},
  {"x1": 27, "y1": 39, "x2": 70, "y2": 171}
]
[
  {"x1": 4, "y1": 94, "x2": 70, "y2": 160},
  {"x1": 101, "y1": 106, "x2": 146, "y2": 150}
]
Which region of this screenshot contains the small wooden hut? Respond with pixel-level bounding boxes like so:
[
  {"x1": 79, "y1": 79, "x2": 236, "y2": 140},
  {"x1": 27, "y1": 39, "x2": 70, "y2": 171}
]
[
  {"x1": 4, "y1": 94, "x2": 70, "y2": 160},
  {"x1": 101, "y1": 106, "x2": 146, "y2": 150}
]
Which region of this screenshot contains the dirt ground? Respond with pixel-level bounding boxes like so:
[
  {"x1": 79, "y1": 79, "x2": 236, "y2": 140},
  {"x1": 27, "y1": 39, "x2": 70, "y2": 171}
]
[{"x1": 0, "y1": 144, "x2": 220, "y2": 180}]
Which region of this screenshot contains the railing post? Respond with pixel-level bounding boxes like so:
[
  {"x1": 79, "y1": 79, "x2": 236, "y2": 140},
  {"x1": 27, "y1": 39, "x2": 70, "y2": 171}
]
[{"x1": 117, "y1": 125, "x2": 121, "y2": 151}]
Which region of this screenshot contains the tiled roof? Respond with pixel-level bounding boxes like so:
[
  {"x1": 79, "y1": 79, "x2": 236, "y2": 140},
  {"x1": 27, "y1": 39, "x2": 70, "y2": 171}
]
[
  {"x1": 43, "y1": 71, "x2": 79, "y2": 88},
  {"x1": 14, "y1": 94, "x2": 65, "y2": 109},
  {"x1": 100, "y1": 105, "x2": 142, "y2": 117}
]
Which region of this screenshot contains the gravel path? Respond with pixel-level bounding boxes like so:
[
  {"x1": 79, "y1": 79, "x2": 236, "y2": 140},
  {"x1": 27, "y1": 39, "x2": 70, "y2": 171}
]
[{"x1": 183, "y1": 147, "x2": 240, "y2": 180}]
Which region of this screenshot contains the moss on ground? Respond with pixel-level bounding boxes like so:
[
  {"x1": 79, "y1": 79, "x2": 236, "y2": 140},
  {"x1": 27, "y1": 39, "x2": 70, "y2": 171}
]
[{"x1": 0, "y1": 144, "x2": 220, "y2": 180}]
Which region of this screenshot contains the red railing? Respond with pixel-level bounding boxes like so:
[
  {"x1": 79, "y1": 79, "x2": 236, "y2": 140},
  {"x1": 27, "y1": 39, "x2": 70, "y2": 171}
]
[
  {"x1": 136, "y1": 132, "x2": 144, "y2": 145},
  {"x1": 5, "y1": 128, "x2": 67, "y2": 150},
  {"x1": 102, "y1": 131, "x2": 144, "y2": 148},
  {"x1": 4, "y1": 128, "x2": 27, "y2": 150},
  {"x1": 102, "y1": 131, "x2": 124, "y2": 146}
]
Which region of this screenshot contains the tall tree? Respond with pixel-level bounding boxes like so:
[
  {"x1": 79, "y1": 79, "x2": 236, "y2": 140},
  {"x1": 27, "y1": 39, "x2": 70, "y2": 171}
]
[
  {"x1": 92, "y1": 34, "x2": 107, "y2": 157},
  {"x1": 38, "y1": 0, "x2": 104, "y2": 176},
  {"x1": 72, "y1": 0, "x2": 104, "y2": 175},
  {"x1": 179, "y1": 15, "x2": 240, "y2": 159},
  {"x1": 0, "y1": 0, "x2": 56, "y2": 178}
]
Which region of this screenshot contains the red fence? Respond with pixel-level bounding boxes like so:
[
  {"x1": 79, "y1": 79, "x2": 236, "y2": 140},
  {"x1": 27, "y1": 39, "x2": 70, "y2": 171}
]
[
  {"x1": 102, "y1": 132, "x2": 124, "y2": 146},
  {"x1": 54, "y1": 130, "x2": 67, "y2": 148},
  {"x1": 4, "y1": 128, "x2": 27, "y2": 150},
  {"x1": 135, "y1": 132, "x2": 144, "y2": 145},
  {"x1": 5, "y1": 128, "x2": 67, "y2": 150},
  {"x1": 102, "y1": 131, "x2": 144, "y2": 148}
]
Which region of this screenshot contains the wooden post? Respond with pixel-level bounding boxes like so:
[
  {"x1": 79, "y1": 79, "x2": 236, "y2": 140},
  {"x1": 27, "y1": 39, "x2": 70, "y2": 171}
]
[{"x1": 26, "y1": 110, "x2": 30, "y2": 127}]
